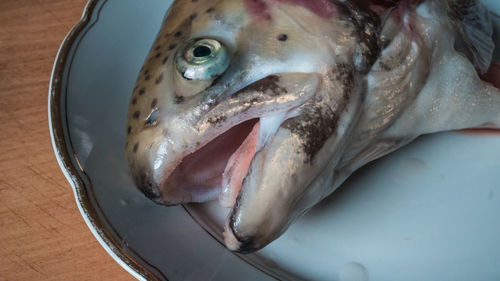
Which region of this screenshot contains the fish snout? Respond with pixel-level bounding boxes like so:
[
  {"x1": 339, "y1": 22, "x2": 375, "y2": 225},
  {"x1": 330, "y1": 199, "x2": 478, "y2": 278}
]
[
  {"x1": 126, "y1": 126, "x2": 179, "y2": 205},
  {"x1": 126, "y1": 139, "x2": 166, "y2": 204},
  {"x1": 129, "y1": 166, "x2": 163, "y2": 203}
]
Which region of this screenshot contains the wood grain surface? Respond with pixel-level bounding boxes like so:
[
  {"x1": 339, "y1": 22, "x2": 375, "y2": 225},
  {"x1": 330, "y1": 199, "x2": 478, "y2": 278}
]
[{"x1": 0, "y1": 0, "x2": 135, "y2": 280}]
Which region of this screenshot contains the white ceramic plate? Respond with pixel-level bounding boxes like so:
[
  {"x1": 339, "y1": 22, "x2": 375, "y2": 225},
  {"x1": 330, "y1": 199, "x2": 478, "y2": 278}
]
[{"x1": 49, "y1": 1, "x2": 500, "y2": 280}]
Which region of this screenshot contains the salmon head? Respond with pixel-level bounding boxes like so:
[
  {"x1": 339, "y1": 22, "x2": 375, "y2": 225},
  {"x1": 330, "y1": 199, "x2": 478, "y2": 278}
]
[{"x1": 126, "y1": 0, "x2": 384, "y2": 253}]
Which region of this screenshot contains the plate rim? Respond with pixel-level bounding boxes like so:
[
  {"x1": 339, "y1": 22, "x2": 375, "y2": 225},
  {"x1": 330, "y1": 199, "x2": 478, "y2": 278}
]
[
  {"x1": 47, "y1": 1, "x2": 164, "y2": 280},
  {"x1": 47, "y1": 1, "x2": 500, "y2": 280}
]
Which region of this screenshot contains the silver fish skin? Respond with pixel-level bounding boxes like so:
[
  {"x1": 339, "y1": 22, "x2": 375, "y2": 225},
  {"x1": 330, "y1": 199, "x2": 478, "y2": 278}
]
[{"x1": 126, "y1": 0, "x2": 500, "y2": 253}]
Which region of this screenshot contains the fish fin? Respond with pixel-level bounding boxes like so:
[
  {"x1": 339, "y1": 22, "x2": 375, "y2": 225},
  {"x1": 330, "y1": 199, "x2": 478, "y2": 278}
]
[
  {"x1": 386, "y1": 50, "x2": 500, "y2": 136},
  {"x1": 449, "y1": 0, "x2": 495, "y2": 74}
]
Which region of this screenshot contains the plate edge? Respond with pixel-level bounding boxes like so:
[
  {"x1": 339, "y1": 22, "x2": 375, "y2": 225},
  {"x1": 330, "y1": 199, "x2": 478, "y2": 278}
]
[{"x1": 47, "y1": 1, "x2": 164, "y2": 280}]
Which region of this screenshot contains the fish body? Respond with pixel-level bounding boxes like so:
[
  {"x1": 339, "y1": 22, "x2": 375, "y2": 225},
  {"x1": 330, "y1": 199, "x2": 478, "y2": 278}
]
[{"x1": 126, "y1": 0, "x2": 500, "y2": 253}]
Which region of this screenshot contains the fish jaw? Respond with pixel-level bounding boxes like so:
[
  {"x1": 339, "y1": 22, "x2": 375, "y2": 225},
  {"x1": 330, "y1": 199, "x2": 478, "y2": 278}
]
[
  {"x1": 126, "y1": 73, "x2": 320, "y2": 206},
  {"x1": 223, "y1": 119, "x2": 356, "y2": 253},
  {"x1": 224, "y1": 127, "x2": 309, "y2": 253},
  {"x1": 224, "y1": 71, "x2": 363, "y2": 253}
]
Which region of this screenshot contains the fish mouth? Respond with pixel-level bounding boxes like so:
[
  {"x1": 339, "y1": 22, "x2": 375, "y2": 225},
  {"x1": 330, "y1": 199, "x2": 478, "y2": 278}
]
[
  {"x1": 160, "y1": 117, "x2": 261, "y2": 206},
  {"x1": 125, "y1": 72, "x2": 324, "y2": 253},
  {"x1": 156, "y1": 73, "x2": 320, "y2": 207}
]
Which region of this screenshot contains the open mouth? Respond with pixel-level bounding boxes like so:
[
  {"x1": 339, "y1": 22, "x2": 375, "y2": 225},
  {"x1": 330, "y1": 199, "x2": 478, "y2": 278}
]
[
  {"x1": 162, "y1": 118, "x2": 260, "y2": 206},
  {"x1": 155, "y1": 73, "x2": 320, "y2": 207}
]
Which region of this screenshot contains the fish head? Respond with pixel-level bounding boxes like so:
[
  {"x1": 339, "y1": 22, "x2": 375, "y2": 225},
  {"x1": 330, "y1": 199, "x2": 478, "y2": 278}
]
[{"x1": 126, "y1": 0, "x2": 380, "y2": 252}]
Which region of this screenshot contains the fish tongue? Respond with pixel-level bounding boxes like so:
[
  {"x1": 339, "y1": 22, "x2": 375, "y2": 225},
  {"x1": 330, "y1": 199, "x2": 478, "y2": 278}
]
[{"x1": 219, "y1": 121, "x2": 260, "y2": 208}]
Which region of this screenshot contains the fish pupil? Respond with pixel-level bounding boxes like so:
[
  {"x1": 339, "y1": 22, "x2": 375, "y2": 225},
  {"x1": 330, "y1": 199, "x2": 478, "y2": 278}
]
[{"x1": 193, "y1": 45, "x2": 211, "y2": 58}]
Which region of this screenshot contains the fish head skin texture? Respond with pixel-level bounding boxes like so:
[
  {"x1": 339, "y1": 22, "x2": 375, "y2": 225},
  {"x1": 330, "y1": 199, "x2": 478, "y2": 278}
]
[{"x1": 126, "y1": 0, "x2": 382, "y2": 252}]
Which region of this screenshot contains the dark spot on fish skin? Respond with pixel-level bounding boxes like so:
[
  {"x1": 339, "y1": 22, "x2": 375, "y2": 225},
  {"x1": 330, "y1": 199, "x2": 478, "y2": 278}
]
[
  {"x1": 207, "y1": 115, "x2": 227, "y2": 125},
  {"x1": 154, "y1": 45, "x2": 161, "y2": 51},
  {"x1": 139, "y1": 88, "x2": 146, "y2": 95},
  {"x1": 155, "y1": 52, "x2": 162, "y2": 59},
  {"x1": 241, "y1": 97, "x2": 261, "y2": 113},
  {"x1": 250, "y1": 97, "x2": 260, "y2": 103},
  {"x1": 131, "y1": 98, "x2": 137, "y2": 105},
  {"x1": 277, "y1": 34, "x2": 288, "y2": 41},
  {"x1": 174, "y1": 95, "x2": 184, "y2": 104},
  {"x1": 192, "y1": 0, "x2": 198, "y2": 2},
  {"x1": 151, "y1": 98, "x2": 158, "y2": 108},
  {"x1": 329, "y1": 63, "x2": 355, "y2": 103},
  {"x1": 337, "y1": 1, "x2": 381, "y2": 72},
  {"x1": 206, "y1": 8, "x2": 215, "y2": 13},
  {"x1": 196, "y1": 141, "x2": 200, "y2": 146},
  {"x1": 174, "y1": 31, "x2": 182, "y2": 38},
  {"x1": 168, "y1": 44, "x2": 177, "y2": 50},
  {"x1": 127, "y1": 126, "x2": 132, "y2": 135},
  {"x1": 144, "y1": 69, "x2": 150, "y2": 75},
  {"x1": 282, "y1": 103, "x2": 340, "y2": 163},
  {"x1": 133, "y1": 111, "x2": 141, "y2": 119},
  {"x1": 282, "y1": 63, "x2": 354, "y2": 163},
  {"x1": 155, "y1": 73, "x2": 164, "y2": 84},
  {"x1": 235, "y1": 75, "x2": 288, "y2": 98},
  {"x1": 190, "y1": 12, "x2": 198, "y2": 20},
  {"x1": 145, "y1": 75, "x2": 151, "y2": 81},
  {"x1": 162, "y1": 56, "x2": 169, "y2": 65},
  {"x1": 133, "y1": 142, "x2": 139, "y2": 152},
  {"x1": 329, "y1": 63, "x2": 355, "y2": 90}
]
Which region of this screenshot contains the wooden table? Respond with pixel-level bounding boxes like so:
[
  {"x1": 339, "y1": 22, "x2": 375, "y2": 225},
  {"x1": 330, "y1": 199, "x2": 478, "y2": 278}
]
[{"x1": 0, "y1": 1, "x2": 135, "y2": 280}]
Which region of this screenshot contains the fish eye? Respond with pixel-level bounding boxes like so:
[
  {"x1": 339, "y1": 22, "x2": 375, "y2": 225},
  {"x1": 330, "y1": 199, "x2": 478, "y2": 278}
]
[{"x1": 176, "y1": 38, "x2": 229, "y2": 80}]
